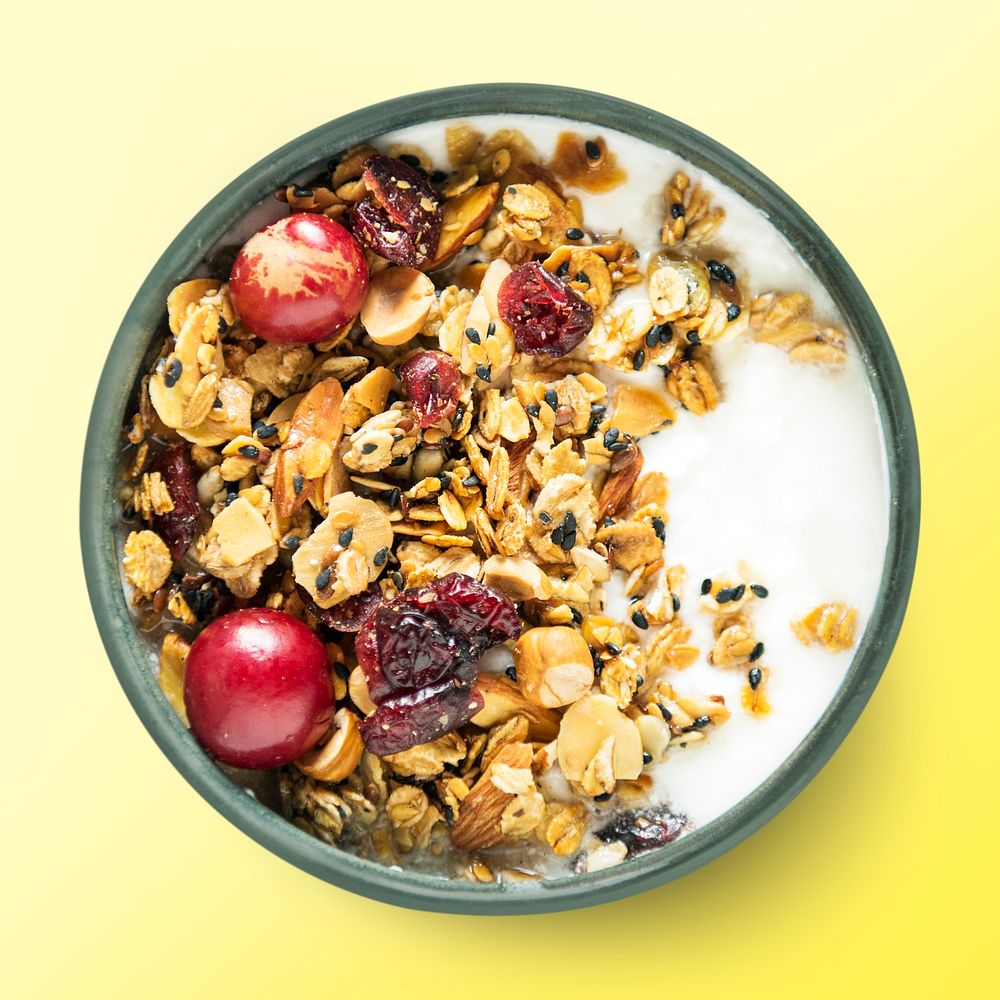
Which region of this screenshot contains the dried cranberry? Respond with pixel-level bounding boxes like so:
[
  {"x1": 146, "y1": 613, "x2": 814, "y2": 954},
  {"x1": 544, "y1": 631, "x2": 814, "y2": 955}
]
[
  {"x1": 354, "y1": 624, "x2": 394, "y2": 704},
  {"x1": 398, "y1": 350, "x2": 462, "y2": 428},
  {"x1": 375, "y1": 606, "x2": 467, "y2": 690},
  {"x1": 419, "y1": 573, "x2": 521, "y2": 649},
  {"x1": 594, "y1": 805, "x2": 688, "y2": 855},
  {"x1": 497, "y1": 261, "x2": 594, "y2": 357},
  {"x1": 351, "y1": 155, "x2": 442, "y2": 267},
  {"x1": 359, "y1": 679, "x2": 484, "y2": 756},
  {"x1": 298, "y1": 583, "x2": 384, "y2": 633},
  {"x1": 147, "y1": 445, "x2": 200, "y2": 560}
]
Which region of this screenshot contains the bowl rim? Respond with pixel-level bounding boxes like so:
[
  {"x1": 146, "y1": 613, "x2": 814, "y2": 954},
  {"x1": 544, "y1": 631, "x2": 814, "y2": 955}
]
[{"x1": 80, "y1": 82, "x2": 919, "y2": 915}]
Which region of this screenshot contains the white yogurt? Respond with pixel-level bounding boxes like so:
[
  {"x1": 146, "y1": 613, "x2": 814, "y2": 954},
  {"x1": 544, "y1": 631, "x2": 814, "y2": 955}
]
[{"x1": 378, "y1": 115, "x2": 889, "y2": 829}]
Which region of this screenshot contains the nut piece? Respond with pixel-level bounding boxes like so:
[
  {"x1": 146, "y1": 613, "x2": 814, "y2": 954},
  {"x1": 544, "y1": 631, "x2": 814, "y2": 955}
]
[
  {"x1": 481, "y1": 556, "x2": 553, "y2": 602},
  {"x1": 557, "y1": 693, "x2": 643, "y2": 783},
  {"x1": 424, "y1": 183, "x2": 500, "y2": 270},
  {"x1": 348, "y1": 666, "x2": 376, "y2": 715},
  {"x1": 471, "y1": 673, "x2": 561, "y2": 742},
  {"x1": 360, "y1": 266, "x2": 435, "y2": 346},
  {"x1": 295, "y1": 708, "x2": 364, "y2": 783},
  {"x1": 513, "y1": 627, "x2": 594, "y2": 708},
  {"x1": 451, "y1": 741, "x2": 532, "y2": 850}
]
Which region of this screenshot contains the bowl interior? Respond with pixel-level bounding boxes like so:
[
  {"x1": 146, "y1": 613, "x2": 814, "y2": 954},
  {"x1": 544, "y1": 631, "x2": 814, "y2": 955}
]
[{"x1": 80, "y1": 84, "x2": 919, "y2": 914}]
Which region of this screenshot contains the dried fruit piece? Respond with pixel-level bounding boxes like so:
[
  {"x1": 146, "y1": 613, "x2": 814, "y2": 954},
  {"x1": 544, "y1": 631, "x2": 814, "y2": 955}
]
[
  {"x1": 399, "y1": 350, "x2": 462, "y2": 428},
  {"x1": 352, "y1": 155, "x2": 442, "y2": 267},
  {"x1": 359, "y1": 679, "x2": 484, "y2": 756},
  {"x1": 594, "y1": 805, "x2": 687, "y2": 855},
  {"x1": 147, "y1": 445, "x2": 200, "y2": 560},
  {"x1": 415, "y1": 573, "x2": 521, "y2": 650},
  {"x1": 497, "y1": 261, "x2": 594, "y2": 357},
  {"x1": 298, "y1": 582, "x2": 384, "y2": 632},
  {"x1": 375, "y1": 607, "x2": 468, "y2": 690},
  {"x1": 360, "y1": 266, "x2": 435, "y2": 346}
]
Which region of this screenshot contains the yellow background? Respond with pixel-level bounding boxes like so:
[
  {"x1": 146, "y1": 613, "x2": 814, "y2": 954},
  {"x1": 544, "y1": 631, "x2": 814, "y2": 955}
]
[{"x1": 6, "y1": 1, "x2": 998, "y2": 996}]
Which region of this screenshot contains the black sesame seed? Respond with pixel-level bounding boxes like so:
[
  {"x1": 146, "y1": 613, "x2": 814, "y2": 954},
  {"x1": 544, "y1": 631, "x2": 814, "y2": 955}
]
[
  {"x1": 465, "y1": 326, "x2": 481, "y2": 344},
  {"x1": 672, "y1": 593, "x2": 681, "y2": 613},
  {"x1": 656, "y1": 702, "x2": 672, "y2": 722},
  {"x1": 438, "y1": 473, "x2": 451, "y2": 490},
  {"x1": 505, "y1": 665, "x2": 518, "y2": 682},
  {"x1": 642, "y1": 752, "x2": 654, "y2": 765},
  {"x1": 602, "y1": 515, "x2": 615, "y2": 527},
  {"x1": 585, "y1": 140, "x2": 601, "y2": 160},
  {"x1": 593, "y1": 792, "x2": 613, "y2": 802},
  {"x1": 570, "y1": 607, "x2": 583, "y2": 624},
  {"x1": 603, "y1": 427, "x2": 619, "y2": 448},
  {"x1": 507, "y1": 185, "x2": 517, "y2": 194},
  {"x1": 748, "y1": 666, "x2": 762, "y2": 690},
  {"x1": 591, "y1": 645, "x2": 604, "y2": 674},
  {"x1": 293, "y1": 474, "x2": 305, "y2": 496},
  {"x1": 253, "y1": 421, "x2": 277, "y2": 439},
  {"x1": 751, "y1": 583, "x2": 769, "y2": 599},
  {"x1": 238, "y1": 444, "x2": 259, "y2": 459},
  {"x1": 475, "y1": 364, "x2": 492, "y2": 383},
  {"x1": 691, "y1": 715, "x2": 711, "y2": 729},
  {"x1": 574, "y1": 271, "x2": 590, "y2": 284},
  {"x1": 284, "y1": 535, "x2": 300, "y2": 550},
  {"x1": 526, "y1": 403, "x2": 541, "y2": 418},
  {"x1": 707, "y1": 259, "x2": 736, "y2": 285},
  {"x1": 315, "y1": 567, "x2": 332, "y2": 590},
  {"x1": 606, "y1": 643, "x2": 622, "y2": 656},
  {"x1": 701, "y1": 577, "x2": 712, "y2": 595},
  {"x1": 163, "y1": 357, "x2": 183, "y2": 388},
  {"x1": 486, "y1": 321, "x2": 496, "y2": 338},
  {"x1": 361, "y1": 442, "x2": 377, "y2": 455},
  {"x1": 556, "y1": 261, "x2": 570, "y2": 277},
  {"x1": 607, "y1": 440, "x2": 628, "y2": 452},
  {"x1": 566, "y1": 227, "x2": 584, "y2": 240},
  {"x1": 590, "y1": 402, "x2": 607, "y2": 416},
  {"x1": 338, "y1": 527, "x2": 354, "y2": 547},
  {"x1": 224, "y1": 488, "x2": 238, "y2": 507},
  {"x1": 715, "y1": 586, "x2": 737, "y2": 604},
  {"x1": 391, "y1": 570, "x2": 405, "y2": 588},
  {"x1": 635, "y1": 675, "x2": 643, "y2": 688},
  {"x1": 658, "y1": 324, "x2": 674, "y2": 344},
  {"x1": 560, "y1": 531, "x2": 576, "y2": 551},
  {"x1": 292, "y1": 186, "x2": 313, "y2": 199},
  {"x1": 462, "y1": 474, "x2": 482, "y2": 488},
  {"x1": 686, "y1": 330, "x2": 701, "y2": 346},
  {"x1": 373, "y1": 547, "x2": 388, "y2": 567},
  {"x1": 670, "y1": 203, "x2": 686, "y2": 219},
  {"x1": 385, "y1": 487, "x2": 401, "y2": 508},
  {"x1": 632, "y1": 350, "x2": 645, "y2": 370},
  {"x1": 218, "y1": 315, "x2": 228, "y2": 334},
  {"x1": 727, "y1": 303, "x2": 741, "y2": 322},
  {"x1": 551, "y1": 525, "x2": 565, "y2": 546},
  {"x1": 749, "y1": 641, "x2": 764, "y2": 663},
  {"x1": 563, "y1": 511, "x2": 576, "y2": 531},
  {"x1": 645, "y1": 327, "x2": 660, "y2": 348},
  {"x1": 731, "y1": 583, "x2": 746, "y2": 601},
  {"x1": 390, "y1": 454, "x2": 408, "y2": 467},
  {"x1": 398, "y1": 153, "x2": 421, "y2": 168},
  {"x1": 631, "y1": 609, "x2": 649, "y2": 630},
  {"x1": 538, "y1": 511, "x2": 552, "y2": 524},
  {"x1": 544, "y1": 389, "x2": 559, "y2": 410},
  {"x1": 652, "y1": 516, "x2": 665, "y2": 541}
]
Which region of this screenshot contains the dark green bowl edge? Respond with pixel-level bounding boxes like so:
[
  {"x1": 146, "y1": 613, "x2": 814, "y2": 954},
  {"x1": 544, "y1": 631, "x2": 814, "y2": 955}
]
[{"x1": 79, "y1": 83, "x2": 920, "y2": 916}]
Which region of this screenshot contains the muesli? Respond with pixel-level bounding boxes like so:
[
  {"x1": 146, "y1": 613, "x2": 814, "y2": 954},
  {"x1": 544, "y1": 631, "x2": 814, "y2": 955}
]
[{"x1": 117, "y1": 116, "x2": 887, "y2": 881}]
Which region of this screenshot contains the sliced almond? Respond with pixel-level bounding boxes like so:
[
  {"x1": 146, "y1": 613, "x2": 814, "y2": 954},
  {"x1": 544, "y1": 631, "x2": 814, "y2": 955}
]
[
  {"x1": 178, "y1": 377, "x2": 253, "y2": 447},
  {"x1": 557, "y1": 693, "x2": 643, "y2": 783},
  {"x1": 481, "y1": 555, "x2": 553, "y2": 602},
  {"x1": 425, "y1": 183, "x2": 500, "y2": 270},
  {"x1": 360, "y1": 267, "x2": 435, "y2": 346},
  {"x1": 471, "y1": 673, "x2": 560, "y2": 742},
  {"x1": 513, "y1": 627, "x2": 594, "y2": 708},
  {"x1": 295, "y1": 708, "x2": 363, "y2": 783},
  {"x1": 610, "y1": 384, "x2": 675, "y2": 439}
]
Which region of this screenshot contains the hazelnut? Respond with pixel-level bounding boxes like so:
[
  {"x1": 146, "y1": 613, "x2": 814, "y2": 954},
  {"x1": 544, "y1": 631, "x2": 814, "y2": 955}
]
[
  {"x1": 513, "y1": 627, "x2": 595, "y2": 708},
  {"x1": 294, "y1": 708, "x2": 363, "y2": 782},
  {"x1": 360, "y1": 266, "x2": 435, "y2": 346}
]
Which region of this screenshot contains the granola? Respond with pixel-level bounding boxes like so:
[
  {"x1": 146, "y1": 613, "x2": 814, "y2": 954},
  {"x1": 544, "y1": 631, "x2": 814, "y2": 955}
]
[{"x1": 115, "y1": 118, "x2": 871, "y2": 883}]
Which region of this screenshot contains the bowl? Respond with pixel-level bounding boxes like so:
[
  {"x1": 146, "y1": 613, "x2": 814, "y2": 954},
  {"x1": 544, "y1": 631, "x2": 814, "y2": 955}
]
[{"x1": 80, "y1": 83, "x2": 919, "y2": 914}]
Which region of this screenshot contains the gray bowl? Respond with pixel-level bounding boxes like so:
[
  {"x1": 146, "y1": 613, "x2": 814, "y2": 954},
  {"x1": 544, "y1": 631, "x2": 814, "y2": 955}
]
[{"x1": 79, "y1": 84, "x2": 919, "y2": 914}]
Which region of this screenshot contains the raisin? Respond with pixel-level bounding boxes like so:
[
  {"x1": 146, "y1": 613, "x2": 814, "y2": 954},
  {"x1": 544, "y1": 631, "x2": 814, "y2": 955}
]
[
  {"x1": 147, "y1": 445, "x2": 200, "y2": 560},
  {"x1": 375, "y1": 606, "x2": 468, "y2": 690},
  {"x1": 359, "y1": 680, "x2": 485, "y2": 755},
  {"x1": 351, "y1": 154, "x2": 442, "y2": 267},
  {"x1": 594, "y1": 805, "x2": 687, "y2": 855},
  {"x1": 398, "y1": 350, "x2": 462, "y2": 428},
  {"x1": 297, "y1": 582, "x2": 383, "y2": 633},
  {"x1": 497, "y1": 260, "x2": 594, "y2": 357}
]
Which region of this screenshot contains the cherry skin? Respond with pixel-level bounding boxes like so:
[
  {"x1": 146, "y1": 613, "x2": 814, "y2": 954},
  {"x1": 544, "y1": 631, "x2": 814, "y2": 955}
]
[
  {"x1": 183, "y1": 608, "x2": 333, "y2": 769},
  {"x1": 229, "y1": 213, "x2": 368, "y2": 344}
]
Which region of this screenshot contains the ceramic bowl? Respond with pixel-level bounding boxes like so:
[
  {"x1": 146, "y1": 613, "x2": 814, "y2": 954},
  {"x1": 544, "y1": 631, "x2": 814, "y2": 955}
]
[{"x1": 80, "y1": 84, "x2": 919, "y2": 914}]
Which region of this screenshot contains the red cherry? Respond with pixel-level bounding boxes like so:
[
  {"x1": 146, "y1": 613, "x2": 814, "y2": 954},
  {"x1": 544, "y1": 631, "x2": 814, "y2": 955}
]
[
  {"x1": 183, "y1": 609, "x2": 333, "y2": 769},
  {"x1": 229, "y1": 214, "x2": 368, "y2": 344}
]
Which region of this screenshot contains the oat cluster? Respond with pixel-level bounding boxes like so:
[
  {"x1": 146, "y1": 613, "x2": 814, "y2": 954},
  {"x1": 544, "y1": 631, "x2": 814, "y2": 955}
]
[{"x1": 118, "y1": 125, "x2": 858, "y2": 880}]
